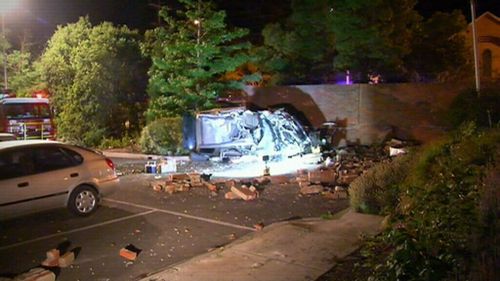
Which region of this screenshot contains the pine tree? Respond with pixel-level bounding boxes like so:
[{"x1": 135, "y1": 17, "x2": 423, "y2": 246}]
[{"x1": 142, "y1": 0, "x2": 257, "y2": 119}]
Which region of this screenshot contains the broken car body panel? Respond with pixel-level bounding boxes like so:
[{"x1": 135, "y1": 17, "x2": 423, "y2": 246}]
[{"x1": 193, "y1": 107, "x2": 313, "y2": 159}]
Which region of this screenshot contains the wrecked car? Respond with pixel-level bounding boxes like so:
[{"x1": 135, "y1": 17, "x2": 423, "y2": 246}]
[{"x1": 184, "y1": 107, "x2": 315, "y2": 160}]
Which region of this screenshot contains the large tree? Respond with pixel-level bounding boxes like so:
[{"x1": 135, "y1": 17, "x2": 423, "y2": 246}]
[
  {"x1": 142, "y1": 0, "x2": 257, "y2": 120},
  {"x1": 257, "y1": 0, "x2": 336, "y2": 85},
  {"x1": 38, "y1": 17, "x2": 147, "y2": 146},
  {"x1": 332, "y1": 0, "x2": 420, "y2": 81},
  {"x1": 405, "y1": 10, "x2": 469, "y2": 81}
]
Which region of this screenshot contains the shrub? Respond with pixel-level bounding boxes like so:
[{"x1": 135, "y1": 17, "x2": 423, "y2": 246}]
[
  {"x1": 139, "y1": 117, "x2": 184, "y2": 155},
  {"x1": 448, "y1": 86, "x2": 500, "y2": 129},
  {"x1": 99, "y1": 135, "x2": 138, "y2": 150},
  {"x1": 369, "y1": 124, "x2": 500, "y2": 281},
  {"x1": 349, "y1": 156, "x2": 411, "y2": 215}
]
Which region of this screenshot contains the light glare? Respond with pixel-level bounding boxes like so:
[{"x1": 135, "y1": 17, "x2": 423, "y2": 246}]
[{"x1": 0, "y1": 0, "x2": 19, "y2": 14}]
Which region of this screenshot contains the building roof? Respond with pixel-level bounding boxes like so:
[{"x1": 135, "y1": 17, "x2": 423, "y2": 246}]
[{"x1": 475, "y1": 11, "x2": 500, "y2": 24}]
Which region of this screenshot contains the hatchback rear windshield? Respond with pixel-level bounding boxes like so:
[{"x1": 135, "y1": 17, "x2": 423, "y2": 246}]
[{"x1": 2, "y1": 103, "x2": 51, "y2": 119}]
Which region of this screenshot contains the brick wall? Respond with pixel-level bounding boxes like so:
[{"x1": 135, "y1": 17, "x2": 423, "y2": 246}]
[{"x1": 245, "y1": 83, "x2": 467, "y2": 145}]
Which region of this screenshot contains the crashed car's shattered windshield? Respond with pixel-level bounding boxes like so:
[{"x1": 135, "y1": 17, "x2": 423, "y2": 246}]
[{"x1": 196, "y1": 107, "x2": 314, "y2": 159}]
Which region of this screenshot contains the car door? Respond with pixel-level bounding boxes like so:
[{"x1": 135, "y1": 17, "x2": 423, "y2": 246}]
[{"x1": 0, "y1": 145, "x2": 81, "y2": 219}]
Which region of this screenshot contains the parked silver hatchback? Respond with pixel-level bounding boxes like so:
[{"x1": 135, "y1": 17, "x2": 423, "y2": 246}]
[{"x1": 0, "y1": 140, "x2": 119, "y2": 219}]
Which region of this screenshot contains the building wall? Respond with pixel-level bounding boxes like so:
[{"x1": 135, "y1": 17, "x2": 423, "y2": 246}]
[
  {"x1": 246, "y1": 83, "x2": 466, "y2": 145},
  {"x1": 467, "y1": 12, "x2": 500, "y2": 80}
]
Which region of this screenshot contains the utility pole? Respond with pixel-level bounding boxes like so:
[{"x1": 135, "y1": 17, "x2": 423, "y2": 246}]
[{"x1": 470, "y1": 0, "x2": 480, "y2": 96}]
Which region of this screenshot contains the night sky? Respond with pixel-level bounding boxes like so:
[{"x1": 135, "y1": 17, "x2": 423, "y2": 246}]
[{"x1": 3, "y1": 0, "x2": 500, "y2": 52}]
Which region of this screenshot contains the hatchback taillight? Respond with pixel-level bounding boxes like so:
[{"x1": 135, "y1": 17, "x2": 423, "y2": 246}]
[{"x1": 105, "y1": 158, "x2": 115, "y2": 170}]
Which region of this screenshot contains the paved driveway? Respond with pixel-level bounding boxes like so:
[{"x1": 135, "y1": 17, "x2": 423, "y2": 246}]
[{"x1": 0, "y1": 173, "x2": 348, "y2": 280}]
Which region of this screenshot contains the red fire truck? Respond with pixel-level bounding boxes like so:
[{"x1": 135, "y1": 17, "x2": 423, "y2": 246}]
[{"x1": 0, "y1": 96, "x2": 56, "y2": 140}]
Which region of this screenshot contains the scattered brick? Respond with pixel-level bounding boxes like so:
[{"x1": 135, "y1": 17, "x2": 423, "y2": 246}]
[
  {"x1": 254, "y1": 177, "x2": 271, "y2": 185},
  {"x1": 339, "y1": 174, "x2": 359, "y2": 185},
  {"x1": 46, "y1": 249, "x2": 60, "y2": 260},
  {"x1": 15, "y1": 267, "x2": 56, "y2": 281},
  {"x1": 230, "y1": 186, "x2": 258, "y2": 201},
  {"x1": 41, "y1": 249, "x2": 59, "y2": 267},
  {"x1": 224, "y1": 191, "x2": 240, "y2": 200},
  {"x1": 188, "y1": 173, "x2": 202, "y2": 186},
  {"x1": 58, "y1": 252, "x2": 75, "y2": 268},
  {"x1": 119, "y1": 248, "x2": 137, "y2": 261},
  {"x1": 254, "y1": 223, "x2": 265, "y2": 231},
  {"x1": 171, "y1": 173, "x2": 190, "y2": 181},
  {"x1": 164, "y1": 184, "x2": 177, "y2": 194},
  {"x1": 299, "y1": 184, "x2": 323, "y2": 195},
  {"x1": 204, "y1": 181, "x2": 218, "y2": 192},
  {"x1": 224, "y1": 180, "x2": 237, "y2": 188},
  {"x1": 151, "y1": 181, "x2": 164, "y2": 192},
  {"x1": 269, "y1": 175, "x2": 289, "y2": 185},
  {"x1": 308, "y1": 169, "x2": 336, "y2": 185}
]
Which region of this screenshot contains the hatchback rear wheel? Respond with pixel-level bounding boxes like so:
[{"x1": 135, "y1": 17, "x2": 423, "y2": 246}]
[{"x1": 68, "y1": 185, "x2": 98, "y2": 216}]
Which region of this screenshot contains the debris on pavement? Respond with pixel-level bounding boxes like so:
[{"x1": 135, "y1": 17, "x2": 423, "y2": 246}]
[
  {"x1": 41, "y1": 249, "x2": 59, "y2": 267},
  {"x1": 12, "y1": 267, "x2": 55, "y2": 281},
  {"x1": 254, "y1": 222, "x2": 265, "y2": 231},
  {"x1": 58, "y1": 252, "x2": 75, "y2": 268},
  {"x1": 141, "y1": 142, "x2": 405, "y2": 204},
  {"x1": 387, "y1": 138, "x2": 413, "y2": 157},
  {"x1": 224, "y1": 191, "x2": 240, "y2": 200},
  {"x1": 119, "y1": 244, "x2": 142, "y2": 261},
  {"x1": 230, "y1": 185, "x2": 258, "y2": 201},
  {"x1": 299, "y1": 184, "x2": 323, "y2": 195}
]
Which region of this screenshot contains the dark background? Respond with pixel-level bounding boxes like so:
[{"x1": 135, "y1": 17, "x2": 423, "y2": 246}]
[{"x1": 4, "y1": 0, "x2": 499, "y2": 52}]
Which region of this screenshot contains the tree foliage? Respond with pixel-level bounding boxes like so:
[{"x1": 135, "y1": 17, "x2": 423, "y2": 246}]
[
  {"x1": 38, "y1": 17, "x2": 147, "y2": 146},
  {"x1": 142, "y1": 0, "x2": 257, "y2": 120},
  {"x1": 6, "y1": 50, "x2": 41, "y2": 96},
  {"x1": 257, "y1": 0, "x2": 336, "y2": 85},
  {"x1": 331, "y1": 0, "x2": 420, "y2": 81},
  {"x1": 406, "y1": 10, "x2": 469, "y2": 81}
]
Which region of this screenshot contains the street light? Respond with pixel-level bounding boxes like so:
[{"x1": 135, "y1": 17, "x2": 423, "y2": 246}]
[
  {"x1": 194, "y1": 19, "x2": 201, "y2": 64},
  {"x1": 0, "y1": 0, "x2": 19, "y2": 91}
]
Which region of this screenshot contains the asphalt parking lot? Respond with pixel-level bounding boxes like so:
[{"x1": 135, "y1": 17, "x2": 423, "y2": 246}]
[{"x1": 0, "y1": 171, "x2": 348, "y2": 280}]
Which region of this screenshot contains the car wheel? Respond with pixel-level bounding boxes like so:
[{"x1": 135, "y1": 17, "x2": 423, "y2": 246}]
[{"x1": 68, "y1": 185, "x2": 98, "y2": 216}]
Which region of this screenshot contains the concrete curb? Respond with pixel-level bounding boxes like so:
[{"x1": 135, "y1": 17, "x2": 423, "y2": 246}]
[
  {"x1": 140, "y1": 209, "x2": 384, "y2": 281},
  {"x1": 102, "y1": 151, "x2": 190, "y2": 161}
]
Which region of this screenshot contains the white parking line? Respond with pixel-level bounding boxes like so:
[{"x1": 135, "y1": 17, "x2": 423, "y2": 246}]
[
  {"x1": 103, "y1": 198, "x2": 256, "y2": 232},
  {"x1": 0, "y1": 210, "x2": 156, "y2": 251}
]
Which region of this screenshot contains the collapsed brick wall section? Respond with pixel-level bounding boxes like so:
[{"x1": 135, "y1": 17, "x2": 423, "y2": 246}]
[{"x1": 245, "y1": 83, "x2": 467, "y2": 145}]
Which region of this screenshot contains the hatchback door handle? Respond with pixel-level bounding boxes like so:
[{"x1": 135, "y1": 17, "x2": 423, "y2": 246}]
[
  {"x1": 18, "y1": 182, "x2": 29, "y2": 188},
  {"x1": 70, "y1": 173, "x2": 79, "y2": 178}
]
